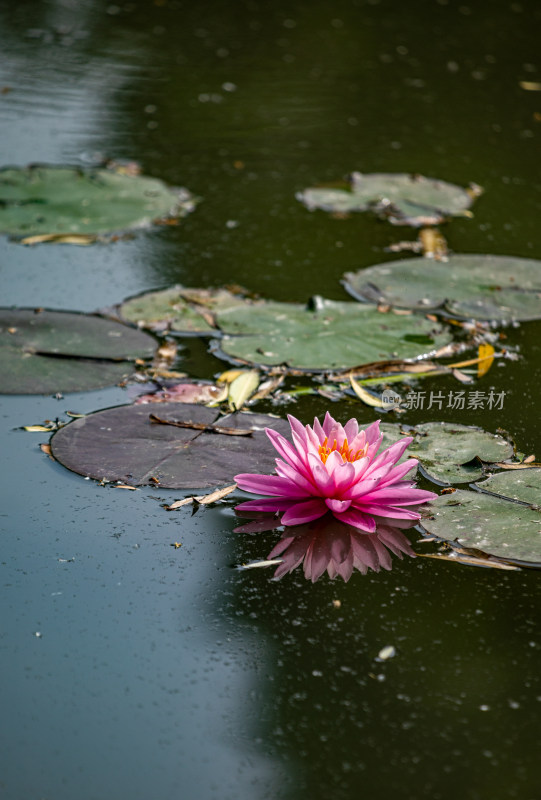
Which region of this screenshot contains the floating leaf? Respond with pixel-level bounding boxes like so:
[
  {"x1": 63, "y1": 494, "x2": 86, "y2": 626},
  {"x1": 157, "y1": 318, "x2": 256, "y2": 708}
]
[
  {"x1": 421, "y1": 489, "x2": 541, "y2": 565},
  {"x1": 349, "y1": 374, "x2": 385, "y2": 407},
  {"x1": 227, "y1": 370, "x2": 260, "y2": 410},
  {"x1": 474, "y1": 469, "x2": 541, "y2": 507},
  {"x1": 0, "y1": 309, "x2": 156, "y2": 394},
  {"x1": 343, "y1": 254, "x2": 541, "y2": 322},
  {"x1": 50, "y1": 403, "x2": 292, "y2": 489},
  {"x1": 0, "y1": 164, "x2": 197, "y2": 238},
  {"x1": 297, "y1": 172, "x2": 479, "y2": 226},
  {"x1": 213, "y1": 298, "x2": 452, "y2": 372},
  {"x1": 407, "y1": 422, "x2": 514, "y2": 484},
  {"x1": 118, "y1": 286, "x2": 245, "y2": 334}
]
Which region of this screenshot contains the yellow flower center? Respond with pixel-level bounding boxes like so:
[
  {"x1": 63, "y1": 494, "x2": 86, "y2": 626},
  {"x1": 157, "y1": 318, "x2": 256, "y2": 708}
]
[{"x1": 318, "y1": 437, "x2": 368, "y2": 465}]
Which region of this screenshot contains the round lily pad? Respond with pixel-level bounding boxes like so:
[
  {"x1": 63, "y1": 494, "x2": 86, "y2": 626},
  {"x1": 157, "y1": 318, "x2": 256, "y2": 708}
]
[
  {"x1": 0, "y1": 308, "x2": 157, "y2": 394},
  {"x1": 474, "y1": 469, "x2": 541, "y2": 507},
  {"x1": 343, "y1": 254, "x2": 541, "y2": 322},
  {"x1": 118, "y1": 286, "x2": 245, "y2": 334},
  {"x1": 297, "y1": 172, "x2": 478, "y2": 226},
  {"x1": 407, "y1": 422, "x2": 514, "y2": 484},
  {"x1": 50, "y1": 402, "x2": 291, "y2": 489},
  {"x1": 0, "y1": 164, "x2": 197, "y2": 238},
  {"x1": 212, "y1": 298, "x2": 452, "y2": 372},
  {"x1": 421, "y1": 489, "x2": 541, "y2": 565}
]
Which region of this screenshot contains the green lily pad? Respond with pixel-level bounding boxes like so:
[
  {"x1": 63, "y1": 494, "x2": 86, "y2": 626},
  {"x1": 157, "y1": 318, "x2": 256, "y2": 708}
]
[
  {"x1": 474, "y1": 469, "x2": 541, "y2": 507},
  {"x1": 421, "y1": 489, "x2": 541, "y2": 565},
  {"x1": 343, "y1": 254, "x2": 541, "y2": 322},
  {"x1": 297, "y1": 172, "x2": 478, "y2": 226},
  {"x1": 0, "y1": 308, "x2": 157, "y2": 394},
  {"x1": 407, "y1": 422, "x2": 514, "y2": 484},
  {"x1": 371, "y1": 421, "x2": 513, "y2": 484},
  {"x1": 50, "y1": 403, "x2": 291, "y2": 489},
  {"x1": 118, "y1": 286, "x2": 245, "y2": 334},
  {"x1": 212, "y1": 298, "x2": 452, "y2": 372},
  {"x1": 0, "y1": 164, "x2": 197, "y2": 238}
]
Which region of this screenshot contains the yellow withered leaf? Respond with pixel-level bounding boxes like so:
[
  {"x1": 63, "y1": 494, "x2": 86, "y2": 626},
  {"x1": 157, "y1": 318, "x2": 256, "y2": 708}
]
[
  {"x1": 227, "y1": 370, "x2": 260, "y2": 410},
  {"x1": 477, "y1": 343, "x2": 495, "y2": 378},
  {"x1": 349, "y1": 374, "x2": 385, "y2": 407}
]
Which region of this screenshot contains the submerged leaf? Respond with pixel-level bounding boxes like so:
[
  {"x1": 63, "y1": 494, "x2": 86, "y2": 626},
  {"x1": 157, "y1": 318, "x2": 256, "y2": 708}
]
[{"x1": 0, "y1": 308, "x2": 156, "y2": 394}]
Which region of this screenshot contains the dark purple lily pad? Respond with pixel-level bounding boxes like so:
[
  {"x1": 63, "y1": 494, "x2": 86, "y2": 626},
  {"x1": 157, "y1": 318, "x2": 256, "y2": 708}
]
[
  {"x1": 50, "y1": 402, "x2": 291, "y2": 489},
  {"x1": 0, "y1": 308, "x2": 157, "y2": 394}
]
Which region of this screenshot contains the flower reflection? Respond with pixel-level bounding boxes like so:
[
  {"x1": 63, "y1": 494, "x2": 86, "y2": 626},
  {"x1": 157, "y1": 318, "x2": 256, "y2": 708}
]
[{"x1": 236, "y1": 512, "x2": 417, "y2": 582}]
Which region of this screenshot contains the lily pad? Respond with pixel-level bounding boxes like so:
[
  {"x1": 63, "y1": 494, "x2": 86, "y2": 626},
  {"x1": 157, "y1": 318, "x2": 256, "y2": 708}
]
[
  {"x1": 407, "y1": 422, "x2": 514, "y2": 484},
  {"x1": 0, "y1": 308, "x2": 157, "y2": 394},
  {"x1": 343, "y1": 254, "x2": 541, "y2": 322},
  {"x1": 0, "y1": 164, "x2": 197, "y2": 238},
  {"x1": 372, "y1": 421, "x2": 513, "y2": 484},
  {"x1": 474, "y1": 469, "x2": 541, "y2": 507},
  {"x1": 213, "y1": 298, "x2": 452, "y2": 372},
  {"x1": 118, "y1": 286, "x2": 245, "y2": 334},
  {"x1": 297, "y1": 172, "x2": 478, "y2": 226},
  {"x1": 421, "y1": 489, "x2": 541, "y2": 565},
  {"x1": 50, "y1": 403, "x2": 291, "y2": 489}
]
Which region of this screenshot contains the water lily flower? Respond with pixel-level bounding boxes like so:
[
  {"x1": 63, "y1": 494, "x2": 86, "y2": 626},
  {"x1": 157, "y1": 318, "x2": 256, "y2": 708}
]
[{"x1": 235, "y1": 412, "x2": 436, "y2": 532}]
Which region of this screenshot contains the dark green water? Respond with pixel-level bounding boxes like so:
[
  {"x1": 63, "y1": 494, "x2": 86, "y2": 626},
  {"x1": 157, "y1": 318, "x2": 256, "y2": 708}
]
[{"x1": 1, "y1": 1, "x2": 541, "y2": 798}]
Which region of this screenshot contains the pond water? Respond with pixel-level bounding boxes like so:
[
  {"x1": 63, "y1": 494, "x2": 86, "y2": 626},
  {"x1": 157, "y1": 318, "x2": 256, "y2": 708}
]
[{"x1": 2, "y1": 1, "x2": 541, "y2": 798}]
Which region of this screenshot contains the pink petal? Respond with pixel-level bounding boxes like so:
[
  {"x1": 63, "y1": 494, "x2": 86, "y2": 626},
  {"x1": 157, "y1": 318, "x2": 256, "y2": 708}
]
[
  {"x1": 333, "y1": 508, "x2": 377, "y2": 532},
  {"x1": 322, "y1": 411, "x2": 338, "y2": 436},
  {"x1": 234, "y1": 472, "x2": 309, "y2": 498},
  {"x1": 274, "y1": 458, "x2": 318, "y2": 493},
  {"x1": 281, "y1": 498, "x2": 328, "y2": 526},
  {"x1": 312, "y1": 416, "x2": 326, "y2": 443},
  {"x1": 354, "y1": 503, "x2": 422, "y2": 520},
  {"x1": 358, "y1": 486, "x2": 437, "y2": 506},
  {"x1": 343, "y1": 417, "x2": 359, "y2": 442},
  {"x1": 235, "y1": 498, "x2": 295, "y2": 513},
  {"x1": 266, "y1": 428, "x2": 310, "y2": 477},
  {"x1": 377, "y1": 458, "x2": 419, "y2": 487},
  {"x1": 325, "y1": 498, "x2": 352, "y2": 513}
]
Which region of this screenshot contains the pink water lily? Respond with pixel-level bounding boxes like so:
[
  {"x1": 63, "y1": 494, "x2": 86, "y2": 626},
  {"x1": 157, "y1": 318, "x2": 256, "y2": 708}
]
[{"x1": 234, "y1": 412, "x2": 436, "y2": 533}]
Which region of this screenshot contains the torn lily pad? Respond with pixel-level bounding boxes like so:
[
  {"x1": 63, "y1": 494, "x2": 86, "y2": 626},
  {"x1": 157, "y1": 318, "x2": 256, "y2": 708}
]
[
  {"x1": 50, "y1": 402, "x2": 291, "y2": 489},
  {"x1": 297, "y1": 172, "x2": 480, "y2": 226},
  {"x1": 421, "y1": 489, "x2": 541, "y2": 565},
  {"x1": 212, "y1": 297, "x2": 452, "y2": 372},
  {"x1": 118, "y1": 286, "x2": 245, "y2": 334},
  {"x1": 343, "y1": 254, "x2": 541, "y2": 322},
  {"x1": 0, "y1": 308, "x2": 156, "y2": 394},
  {"x1": 0, "y1": 164, "x2": 197, "y2": 239}
]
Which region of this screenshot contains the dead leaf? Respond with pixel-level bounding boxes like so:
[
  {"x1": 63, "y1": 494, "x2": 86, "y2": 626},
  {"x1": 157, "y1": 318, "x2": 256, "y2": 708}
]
[
  {"x1": 520, "y1": 81, "x2": 541, "y2": 91},
  {"x1": 20, "y1": 233, "x2": 97, "y2": 246},
  {"x1": 477, "y1": 343, "x2": 495, "y2": 377},
  {"x1": 227, "y1": 370, "x2": 260, "y2": 410},
  {"x1": 114, "y1": 484, "x2": 138, "y2": 490},
  {"x1": 349, "y1": 374, "x2": 385, "y2": 407},
  {"x1": 165, "y1": 483, "x2": 237, "y2": 510},
  {"x1": 40, "y1": 443, "x2": 52, "y2": 457}
]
